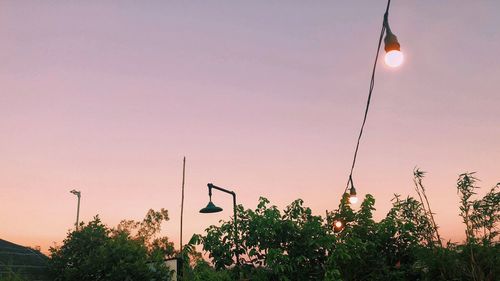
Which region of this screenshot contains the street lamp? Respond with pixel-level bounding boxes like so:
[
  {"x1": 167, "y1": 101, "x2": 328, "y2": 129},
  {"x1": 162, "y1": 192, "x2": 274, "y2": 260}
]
[
  {"x1": 70, "y1": 189, "x2": 81, "y2": 231},
  {"x1": 200, "y1": 183, "x2": 240, "y2": 265}
]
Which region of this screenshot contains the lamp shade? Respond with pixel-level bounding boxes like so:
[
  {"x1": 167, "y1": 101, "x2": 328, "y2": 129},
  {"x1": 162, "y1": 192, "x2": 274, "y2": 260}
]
[{"x1": 199, "y1": 201, "x2": 223, "y2": 213}]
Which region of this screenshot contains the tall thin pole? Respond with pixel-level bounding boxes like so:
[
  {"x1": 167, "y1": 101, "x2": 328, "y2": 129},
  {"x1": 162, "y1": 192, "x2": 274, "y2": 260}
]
[
  {"x1": 70, "y1": 189, "x2": 81, "y2": 230},
  {"x1": 232, "y1": 192, "x2": 239, "y2": 266},
  {"x1": 180, "y1": 157, "x2": 186, "y2": 253},
  {"x1": 75, "y1": 194, "x2": 81, "y2": 230}
]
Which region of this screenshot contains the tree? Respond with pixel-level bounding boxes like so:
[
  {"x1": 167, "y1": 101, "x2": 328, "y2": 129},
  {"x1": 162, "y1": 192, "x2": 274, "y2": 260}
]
[{"x1": 49, "y1": 209, "x2": 174, "y2": 281}]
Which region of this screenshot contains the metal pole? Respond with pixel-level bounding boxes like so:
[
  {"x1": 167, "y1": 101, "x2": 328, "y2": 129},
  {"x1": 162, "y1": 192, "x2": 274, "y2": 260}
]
[
  {"x1": 232, "y1": 192, "x2": 240, "y2": 266},
  {"x1": 76, "y1": 193, "x2": 81, "y2": 231}
]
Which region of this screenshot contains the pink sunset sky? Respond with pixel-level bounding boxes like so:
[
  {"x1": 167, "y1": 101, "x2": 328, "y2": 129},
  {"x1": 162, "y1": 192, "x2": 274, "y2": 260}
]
[{"x1": 1, "y1": 1, "x2": 499, "y2": 253}]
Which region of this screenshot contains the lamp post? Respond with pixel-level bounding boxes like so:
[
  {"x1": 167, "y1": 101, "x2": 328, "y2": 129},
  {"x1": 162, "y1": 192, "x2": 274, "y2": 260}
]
[
  {"x1": 70, "y1": 189, "x2": 81, "y2": 230},
  {"x1": 199, "y1": 183, "x2": 240, "y2": 265}
]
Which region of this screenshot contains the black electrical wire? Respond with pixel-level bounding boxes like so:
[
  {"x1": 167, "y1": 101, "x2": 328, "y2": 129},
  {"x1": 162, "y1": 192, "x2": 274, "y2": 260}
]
[{"x1": 343, "y1": 0, "x2": 392, "y2": 195}]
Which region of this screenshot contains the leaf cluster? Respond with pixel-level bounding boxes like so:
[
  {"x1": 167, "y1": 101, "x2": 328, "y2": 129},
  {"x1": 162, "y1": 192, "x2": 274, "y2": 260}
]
[{"x1": 48, "y1": 210, "x2": 174, "y2": 281}]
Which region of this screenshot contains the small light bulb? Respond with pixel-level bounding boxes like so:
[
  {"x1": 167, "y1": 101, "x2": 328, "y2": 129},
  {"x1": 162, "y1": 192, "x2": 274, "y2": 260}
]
[
  {"x1": 385, "y1": 50, "x2": 404, "y2": 67},
  {"x1": 335, "y1": 221, "x2": 343, "y2": 228},
  {"x1": 349, "y1": 196, "x2": 358, "y2": 204}
]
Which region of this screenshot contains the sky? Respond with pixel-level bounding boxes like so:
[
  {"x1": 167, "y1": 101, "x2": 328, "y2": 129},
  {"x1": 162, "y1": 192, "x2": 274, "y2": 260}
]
[{"x1": 1, "y1": 1, "x2": 499, "y2": 253}]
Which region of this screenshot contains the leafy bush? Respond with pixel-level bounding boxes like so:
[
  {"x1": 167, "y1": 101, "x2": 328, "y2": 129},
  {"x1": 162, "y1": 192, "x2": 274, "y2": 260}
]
[
  {"x1": 49, "y1": 209, "x2": 174, "y2": 281},
  {"x1": 195, "y1": 172, "x2": 499, "y2": 281}
]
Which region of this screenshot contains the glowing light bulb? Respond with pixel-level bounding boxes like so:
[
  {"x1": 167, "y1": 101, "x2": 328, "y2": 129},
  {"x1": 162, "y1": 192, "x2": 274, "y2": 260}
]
[
  {"x1": 333, "y1": 219, "x2": 345, "y2": 233},
  {"x1": 348, "y1": 185, "x2": 358, "y2": 205},
  {"x1": 385, "y1": 50, "x2": 404, "y2": 67},
  {"x1": 334, "y1": 221, "x2": 343, "y2": 228},
  {"x1": 333, "y1": 218, "x2": 345, "y2": 233}
]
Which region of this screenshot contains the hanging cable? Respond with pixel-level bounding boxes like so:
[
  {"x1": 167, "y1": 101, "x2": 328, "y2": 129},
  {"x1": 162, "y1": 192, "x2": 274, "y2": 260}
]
[{"x1": 343, "y1": 0, "x2": 392, "y2": 195}]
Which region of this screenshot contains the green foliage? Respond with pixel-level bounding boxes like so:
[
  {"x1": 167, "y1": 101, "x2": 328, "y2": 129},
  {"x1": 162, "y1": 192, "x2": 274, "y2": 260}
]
[
  {"x1": 413, "y1": 241, "x2": 500, "y2": 281},
  {"x1": 457, "y1": 173, "x2": 480, "y2": 242},
  {"x1": 115, "y1": 208, "x2": 176, "y2": 258},
  {"x1": 200, "y1": 197, "x2": 334, "y2": 280},
  {"x1": 470, "y1": 183, "x2": 500, "y2": 243},
  {"x1": 45, "y1": 171, "x2": 498, "y2": 281},
  {"x1": 413, "y1": 168, "x2": 442, "y2": 246},
  {"x1": 325, "y1": 194, "x2": 433, "y2": 281},
  {"x1": 190, "y1": 260, "x2": 232, "y2": 281},
  {"x1": 195, "y1": 171, "x2": 499, "y2": 281},
  {"x1": 455, "y1": 173, "x2": 500, "y2": 280},
  {"x1": 49, "y1": 210, "x2": 173, "y2": 281}
]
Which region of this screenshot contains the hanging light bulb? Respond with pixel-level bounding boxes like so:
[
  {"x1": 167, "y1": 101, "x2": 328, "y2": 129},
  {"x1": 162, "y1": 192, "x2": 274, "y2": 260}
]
[
  {"x1": 349, "y1": 186, "x2": 358, "y2": 204},
  {"x1": 333, "y1": 219, "x2": 345, "y2": 233},
  {"x1": 383, "y1": 14, "x2": 403, "y2": 68}
]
